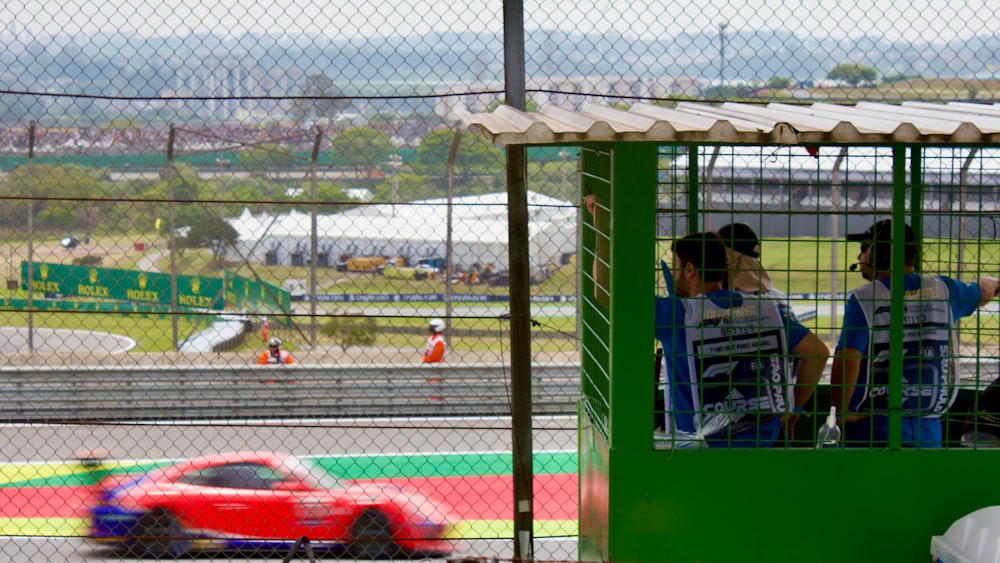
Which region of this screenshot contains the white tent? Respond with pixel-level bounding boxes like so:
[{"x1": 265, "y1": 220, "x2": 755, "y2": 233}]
[{"x1": 227, "y1": 191, "x2": 578, "y2": 272}]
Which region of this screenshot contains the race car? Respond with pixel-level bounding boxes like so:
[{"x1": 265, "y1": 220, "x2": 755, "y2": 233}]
[{"x1": 86, "y1": 451, "x2": 458, "y2": 558}]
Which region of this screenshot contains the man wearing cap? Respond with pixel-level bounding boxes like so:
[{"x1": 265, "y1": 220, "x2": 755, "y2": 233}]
[
  {"x1": 831, "y1": 218, "x2": 1000, "y2": 448},
  {"x1": 583, "y1": 197, "x2": 827, "y2": 446},
  {"x1": 422, "y1": 318, "x2": 447, "y2": 363},
  {"x1": 717, "y1": 222, "x2": 776, "y2": 296},
  {"x1": 717, "y1": 222, "x2": 812, "y2": 439},
  {"x1": 655, "y1": 232, "x2": 829, "y2": 447}
]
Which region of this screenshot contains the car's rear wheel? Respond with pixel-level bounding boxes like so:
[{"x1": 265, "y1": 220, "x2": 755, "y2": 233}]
[
  {"x1": 348, "y1": 509, "x2": 401, "y2": 559},
  {"x1": 136, "y1": 509, "x2": 190, "y2": 557}
]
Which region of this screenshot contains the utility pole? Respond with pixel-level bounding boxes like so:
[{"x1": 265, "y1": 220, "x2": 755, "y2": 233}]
[
  {"x1": 308, "y1": 127, "x2": 322, "y2": 348},
  {"x1": 503, "y1": 0, "x2": 533, "y2": 560},
  {"x1": 718, "y1": 21, "x2": 729, "y2": 92},
  {"x1": 166, "y1": 124, "x2": 178, "y2": 351},
  {"x1": 388, "y1": 153, "x2": 402, "y2": 217}
]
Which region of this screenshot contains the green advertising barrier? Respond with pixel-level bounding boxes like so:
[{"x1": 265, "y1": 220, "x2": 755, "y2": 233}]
[
  {"x1": 224, "y1": 270, "x2": 291, "y2": 321},
  {"x1": 0, "y1": 297, "x2": 201, "y2": 319},
  {"x1": 21, "y1": 262, "x2": 224, "y2": 309}
]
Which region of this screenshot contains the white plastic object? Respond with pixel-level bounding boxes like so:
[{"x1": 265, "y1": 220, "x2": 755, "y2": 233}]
[
  {"x1": 931, "y1": 506, "x2": 1000, "y2": 563},
  {"x1": 816, "y1": 405, "x2": 841, "y2": 448}
]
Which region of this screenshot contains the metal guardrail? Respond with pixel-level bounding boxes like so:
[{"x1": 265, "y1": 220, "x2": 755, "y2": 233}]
[
  {"x1": 0, "y1": 363, "x2": 582, "y2": 422},
  {"x1": 2, "y1": 359, "x2": 993, "y2": 423}
]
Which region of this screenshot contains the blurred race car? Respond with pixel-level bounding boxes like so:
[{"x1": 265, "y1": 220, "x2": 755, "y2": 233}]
[{"x1": 86, "y1": 451, "x2": 458, "y2": 558}]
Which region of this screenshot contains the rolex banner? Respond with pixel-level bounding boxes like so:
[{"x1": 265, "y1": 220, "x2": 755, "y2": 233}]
[
  {"x1": 20, "y1": 261, "x2": 225, "y2": 310},
  {"x1": 223, "y1": 269, "x2": 290, "y2": 315}
]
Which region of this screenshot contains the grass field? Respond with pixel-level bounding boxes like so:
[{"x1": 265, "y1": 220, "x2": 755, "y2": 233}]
[
  {"x1": 657, "y1": 236, "x2": 1000, "y2": 296},
  {"x1": 2, "y1": 233, "x2": 999, "y2": 356},
  {"x1": 0, "y1": 310, "x2": 203, "y2": 352},
  {"x1": 730, "y1": 77, "x2": 1000, "y2": 104}
]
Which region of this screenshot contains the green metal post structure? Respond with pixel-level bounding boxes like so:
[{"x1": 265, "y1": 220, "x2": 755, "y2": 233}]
[{"x1": 578, "y1": 141, "x2": 1000, "y2": 563}]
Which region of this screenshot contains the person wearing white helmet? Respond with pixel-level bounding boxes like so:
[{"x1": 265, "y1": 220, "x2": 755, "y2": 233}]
[
  {"x1": 422, "y1": 318, "x2": 447, "y2": 363},
  {"x1": 257, "y1": 336, "x2": 294, "y2": 365}
]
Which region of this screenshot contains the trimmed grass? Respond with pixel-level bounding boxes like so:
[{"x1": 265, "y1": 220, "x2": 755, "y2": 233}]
[
  {"x1": 0, "y1": 310, "x2": 201, "y2": 352},
  {"x1": 3, "y1": 234, "x2": 998, "y2": 357}
]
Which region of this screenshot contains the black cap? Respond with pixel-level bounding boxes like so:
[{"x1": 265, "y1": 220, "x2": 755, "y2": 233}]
[
  {"x1": 847, "y1": 219, "x2": 916, "y2": 247},
  {"x1": 717, "y1": 223, "x2": 760, "y2": 259}
]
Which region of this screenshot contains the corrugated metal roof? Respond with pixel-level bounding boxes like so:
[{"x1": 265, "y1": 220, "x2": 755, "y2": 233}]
[{"x1": 459, "y1": 101, "x2": 1000, "y2": 146}]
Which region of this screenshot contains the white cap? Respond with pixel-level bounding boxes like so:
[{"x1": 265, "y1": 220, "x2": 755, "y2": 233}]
[
  {"x1": 428, "y1": 318, "x2": 445, "y2": 331},
  {"x1": 825, "y1": 406, "x2": 837, "y2": 429}
]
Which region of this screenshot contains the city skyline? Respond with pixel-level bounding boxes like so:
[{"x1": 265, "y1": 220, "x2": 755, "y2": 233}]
[
  {"x1": 1, "y1": 0, "x2": 996, "y2": 43},
  {"x1": 1, "y1": 2, "x2": 998, "y2": 125}
]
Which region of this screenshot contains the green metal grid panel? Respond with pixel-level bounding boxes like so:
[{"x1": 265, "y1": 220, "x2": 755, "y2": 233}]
[
  {"x1": 580, "y1": 145, "x2": 612, "y2": 438},
  {"x1": 579, "y1": 141, "x2": 658, "y2": 448},
  {"x1": 606, "y1": 143, "x2": 658, "y2": 450},
  {"x1": 580, "y1": 141, "x2": 1000, "y2": 562}
]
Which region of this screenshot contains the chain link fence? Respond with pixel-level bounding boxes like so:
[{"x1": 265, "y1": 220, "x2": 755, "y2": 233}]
[{"x1": 0, "y1": 0, "x2": 997, "y2": 561}]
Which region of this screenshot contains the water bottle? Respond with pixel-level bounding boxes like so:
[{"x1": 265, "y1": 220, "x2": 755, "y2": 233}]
[{"x1": 816, "y1": 406, "x2": 841, "y2": 448}]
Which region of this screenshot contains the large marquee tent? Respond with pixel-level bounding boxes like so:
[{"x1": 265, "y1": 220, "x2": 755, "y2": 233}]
[{"x1": 225, "y1": 191, "x2": 578, "y2": 273}]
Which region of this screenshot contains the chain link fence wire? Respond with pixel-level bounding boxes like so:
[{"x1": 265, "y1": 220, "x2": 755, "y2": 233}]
[{"x1": 0, "y1": 0, "x2": 997, "y2": 561}]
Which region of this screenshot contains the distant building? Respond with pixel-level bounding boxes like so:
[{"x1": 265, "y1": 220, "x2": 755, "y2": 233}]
[
  {"x1": 438, "y1": 76, "x2": 708, "y2": 118},
  {"x1": 435, "y1": 81, "x2": 504, "y2": 122}
]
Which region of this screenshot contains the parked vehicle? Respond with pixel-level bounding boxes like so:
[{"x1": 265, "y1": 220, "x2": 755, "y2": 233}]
[
  {"x1": 86, "y1": 451, "x2": 458, "y2": 558},
  {"x1": 415, "y1": 263, "x2": 439, "y2": 274},
  {"x1": 417, "y1": 257, "x2": 446, "y2": 271}
]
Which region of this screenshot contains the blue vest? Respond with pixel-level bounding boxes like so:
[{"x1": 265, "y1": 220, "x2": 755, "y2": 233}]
[
  {"x1": 850, "y1": 275, "x2": 958, "y2": 416},
  {"x1": 673, "y1": 293, "x2": 791, "y2": 438}
]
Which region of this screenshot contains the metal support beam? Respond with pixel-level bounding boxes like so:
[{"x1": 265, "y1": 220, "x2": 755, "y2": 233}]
[
  {"x1": 507, "y1": 144, "x2": 533, "y2": 561},
  {"x1": 309, "y1": 128, "x2": 322, "y2": 347},
  {"x1": 503, "y1": 0, "x2": 532, "y2": 559},
  {"x1": 26, "y1": 121, "x2": 36, "y2": 354},
  {"x1": 887, "y1": 145, "x2": 909, "y2": 449},
  {"x1": 166, "y1": 125, "x2": 178, "y2": 351}
]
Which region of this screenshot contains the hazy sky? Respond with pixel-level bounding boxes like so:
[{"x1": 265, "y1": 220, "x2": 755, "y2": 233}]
[{"x1": 1, "y1": 0, "x2": 996, "y2": 43}]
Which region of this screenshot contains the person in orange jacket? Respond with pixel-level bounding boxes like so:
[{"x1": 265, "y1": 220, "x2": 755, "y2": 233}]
[
  {"x1": 257, "y1": 337, "x2": 294, "y2": 365},
  {"x1": 422, "y1": 318, "x2": 446, "y2": 363}
]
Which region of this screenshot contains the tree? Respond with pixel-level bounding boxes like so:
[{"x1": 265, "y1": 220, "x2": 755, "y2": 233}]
[
  {"x1": 214, "y1": 175, "x2": 273, "y2": 215},
  {"x1": 413, "y1": 129, "x2": 504, "y2": 177},
  {"x1": 702, "y1": 84, "x2": 738, "y2": 100},
  {"x1": 330, "y1": 127, "x2": 397, "y2": 187},
  {"x1": 882, "y1": 72, "x2": 922, "y2": 84},
  {"x1": 766, "y1": 76, "x2": 792, "y2": 89},
  {"x1": 141, "y1": 162, "x2": 211, "y2": 230},
  {"x1": 235, "y1": 143, "x2": 300, "y2": 170},
  {"x1": 827, "y1": 63, "x2": 878, "y2": 86},
  {"x1": 0, "y1": 163, "x2": 110, "y2": 231},
  {"x1": 287, "y1": 182, "x2": 353, "y2": 214},
  {"x1": 320, "y1": 313, "x2": 378, "y2": 352},
  {"x1": 372, "y1": 172, "x2": 433, "y2": 203},
  {"x1": 290, "y1": 73, "x2": 351, "y2": 125},
  {"x1": 179, "y1": 213, "x2": 239, "y2": 268},
  {"x1": 412, "y1": 129, "x2": 505, "y2": 195}
]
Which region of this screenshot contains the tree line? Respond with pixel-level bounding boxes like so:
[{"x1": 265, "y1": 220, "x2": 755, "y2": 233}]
[{"x1": 0, "y1": 126, "x2": 517, "y2": 238}]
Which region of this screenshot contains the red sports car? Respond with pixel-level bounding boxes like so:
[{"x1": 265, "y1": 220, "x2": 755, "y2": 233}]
[{"x1": 86, "y1": 451, "x2": 458, "y2": 558}]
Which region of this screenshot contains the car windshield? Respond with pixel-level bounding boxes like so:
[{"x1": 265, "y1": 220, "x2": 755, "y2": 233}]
[{"x1": 282, "y1": 456, "x2": 344, "y2": 490}]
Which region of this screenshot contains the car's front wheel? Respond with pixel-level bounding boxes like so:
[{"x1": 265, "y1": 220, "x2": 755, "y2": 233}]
[
  {"x1": 347, "y1": 509, "x2": 401, "y2": 559},
  {"x1": 135, "y1": 508, "x2": 190, "y2": 558}
]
